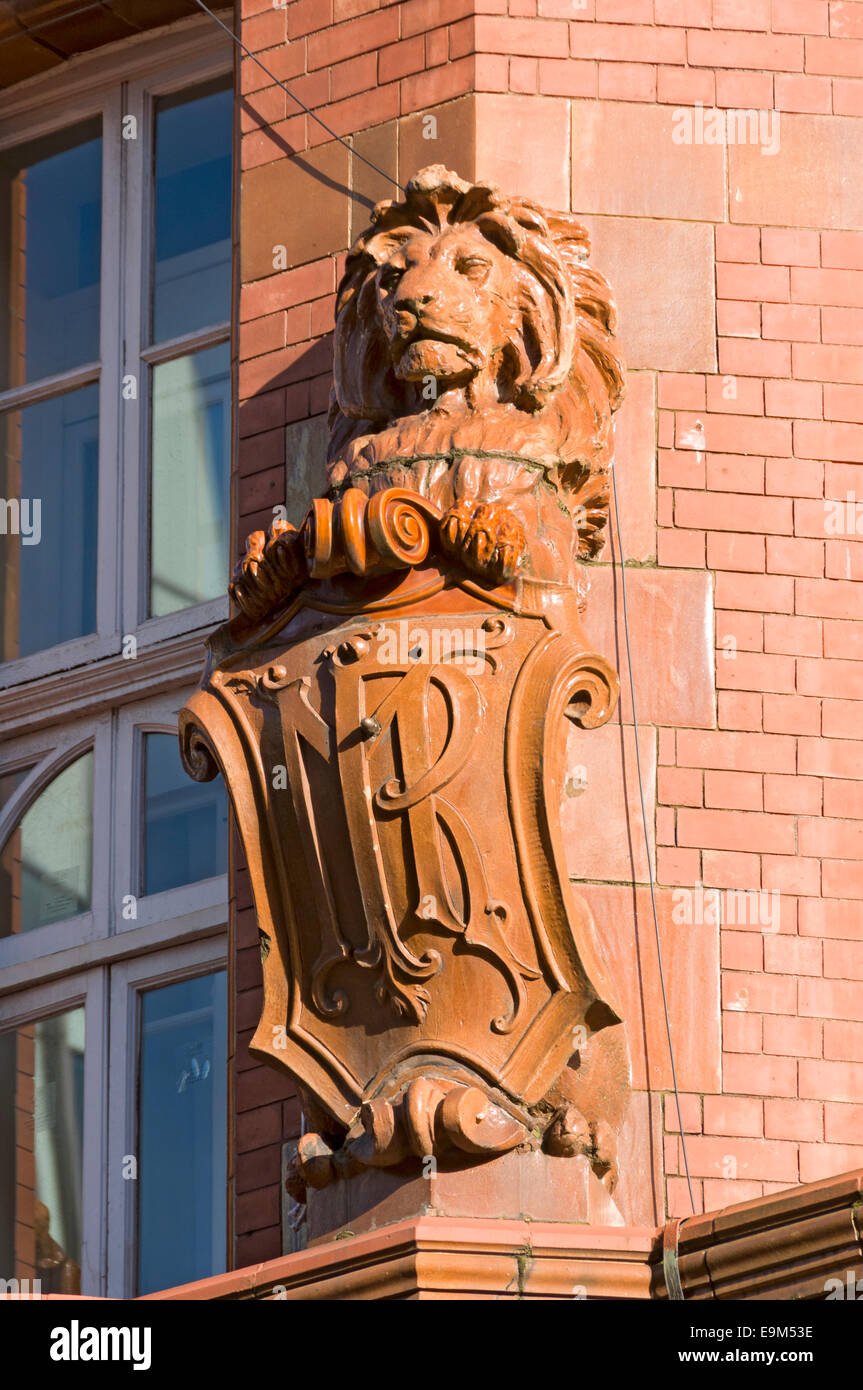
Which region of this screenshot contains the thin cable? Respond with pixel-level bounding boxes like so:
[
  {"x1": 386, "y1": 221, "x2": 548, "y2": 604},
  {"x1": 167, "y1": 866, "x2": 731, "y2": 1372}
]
[
  {"x1": 2, "y1": 2, "x2": 402, "y2": 191},
  {"x1": 192, "y1": 0, "x2": 403, "y2": 193},
  {"x1": 609, "y1": 461, "x2": 696, "y2": 1216}
]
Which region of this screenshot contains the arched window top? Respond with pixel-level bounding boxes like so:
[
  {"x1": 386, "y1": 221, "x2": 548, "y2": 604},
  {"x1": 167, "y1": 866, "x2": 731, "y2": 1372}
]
[{"x1": 0, "y1": 750, "x2": 93, "y2": 937}]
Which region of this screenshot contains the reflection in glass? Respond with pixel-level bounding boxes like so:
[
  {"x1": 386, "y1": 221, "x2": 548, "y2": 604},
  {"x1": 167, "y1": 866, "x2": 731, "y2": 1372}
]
[
  {"x1": 142, "y1": 733, "x2": 227, "y2": 896},
  {"x1": 0, "y1": 1008, "x2": 85, "y2": 1294},
  {"x1": 0, "y1": 752, "x2": 93, "y2": 937},
  {"x1": 152, "y1": 81, "x2": 231, "y2": 344},
  {"x1": 0, "y1": 120, "x2": 101, "y2": 390},
  {"x1": 149, "y1": 344, "x2": 229, "y2": 618},
  {"x1": 136, "y1": 972, "x2": 226, "y2": 1295},
  {"x1": 0, "y1": 385, "x2": 98, "y2": 661}
]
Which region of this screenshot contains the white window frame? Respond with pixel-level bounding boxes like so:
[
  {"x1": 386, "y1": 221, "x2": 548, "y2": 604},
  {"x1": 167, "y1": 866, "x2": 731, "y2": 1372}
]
[
  {"x1": 0, "y1": 17, "x2": 232, "y2": 693},
  {"x1": 112, "y1": 690, "x2": 229, "y2": 934},
  {"x1": 0, "y1": 688, "x2": 229, "y2": 1297},
  {"x1": 0, "y1": 10, "x2": 234, "y2": 1302},
  {"x1": 121, "y1": 52, "x2": 233, "y2": 649},
  {"x1": 105, "y1": 937, "x2": 228, "y2": 1300},
  {"x1": 0, "y1": 714, "x2": 112, "y2": 970},
  {"x1": 0, "y1": 91, "x2": 123, "y2": 687},
  {"x1": 0, "y1": 687, "x2": 228, "y2": 984}
]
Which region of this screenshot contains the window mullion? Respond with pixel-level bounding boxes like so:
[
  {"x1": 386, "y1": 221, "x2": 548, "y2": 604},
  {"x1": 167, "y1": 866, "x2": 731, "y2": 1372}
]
[
  {"x1": 89, "y1": 715, "x2": 114, "y2": 947},
  {"x1": 96, "y1": 87, "x2": 123, "y2": 648},
  {"x1": 111, "y1": 702, "x2": 138, "y2": 936},
  {"x1": 105, "y1": 955, "x2": 137, "y2": 1299},
  {"x1": 81, "y1": 965, "x2": 109, "y2": 1298},
  {"x1": 120, "y1": 77, "x2": 148, "y2": 642}
]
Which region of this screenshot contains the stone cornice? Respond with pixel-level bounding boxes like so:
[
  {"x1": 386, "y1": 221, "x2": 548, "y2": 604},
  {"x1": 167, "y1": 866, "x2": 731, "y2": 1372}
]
[
  {"x1": 658, "y1": 1169, "x2": 863, "y2": 1301},
  {"x1": 130, "y1": 1170, "x2": 863, "y2": 1300},
  {"x1": 138, "y1": 1219, "x2": 659, "y2": 1301}
]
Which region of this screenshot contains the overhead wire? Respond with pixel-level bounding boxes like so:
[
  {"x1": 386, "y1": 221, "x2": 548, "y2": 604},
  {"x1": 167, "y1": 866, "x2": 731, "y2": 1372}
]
[
  {"x1": 191, "y1": 0, "x2": 403, "y2": 193},
  {"x1": 1, "y1": 0, "x2": 404, "y2": 195}
]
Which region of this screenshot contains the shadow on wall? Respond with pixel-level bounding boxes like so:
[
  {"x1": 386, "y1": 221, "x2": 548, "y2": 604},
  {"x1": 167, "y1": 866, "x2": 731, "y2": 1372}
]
[
  {"x1": 237, "y1": 345, "x2": 332, "y2": 553},
  {"x1": 240, "y1": 93, "x2": 382, "y2": 218}
]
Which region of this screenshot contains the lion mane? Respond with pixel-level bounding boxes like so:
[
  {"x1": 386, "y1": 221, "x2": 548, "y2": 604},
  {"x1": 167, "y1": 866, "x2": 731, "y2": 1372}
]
[{"x1": 327, "y1": 165, "x2": 626, "y2": 562}]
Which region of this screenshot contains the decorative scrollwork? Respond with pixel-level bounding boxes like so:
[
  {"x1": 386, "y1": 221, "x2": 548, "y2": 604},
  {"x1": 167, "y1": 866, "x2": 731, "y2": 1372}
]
[
  {"x1": 563, "y1": 656, "x2": 620, "y2": 730},
  {"x1": 229, "y1": 483, "x2": 538, "y2": 635},
  {"x1": 365, "y1": 488, "x2": 438, "y2": 568},
  {"x1": 285, "y1": 1077, "x2": 531, "y2": 1195},
  {"x1": 302, "y1": 487, "x2": 441, "y2": 580},
  {"x1": 178, "y1": 720, "x2": 220, "y2": 783}
]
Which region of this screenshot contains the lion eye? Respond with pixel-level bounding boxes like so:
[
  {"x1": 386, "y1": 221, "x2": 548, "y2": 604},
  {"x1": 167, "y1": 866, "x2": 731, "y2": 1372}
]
[
  {"x1": 378, "y1": 263, "x2": 402, "y2": 294},
  {"x1": 454, "y1": 256, "x2": 489, "y2": 282}
]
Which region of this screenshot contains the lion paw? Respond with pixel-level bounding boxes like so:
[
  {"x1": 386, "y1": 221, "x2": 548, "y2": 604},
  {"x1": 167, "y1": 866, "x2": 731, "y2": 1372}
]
[
  {"x1": 440, "y1": 501, "x2": 525, "y2": 584},
  {"x1": 544, "y1": 1106, "x2": 619, "y2": 1192},
  {"x1": 230, "y1": 518, "x2": 305, "y2": 623},
  {"x1": 545, "y1": 1104, "x2": 592, "y2": 1159}
]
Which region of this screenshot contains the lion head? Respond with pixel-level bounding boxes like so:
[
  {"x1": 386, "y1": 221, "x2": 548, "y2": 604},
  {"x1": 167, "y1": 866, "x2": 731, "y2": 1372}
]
[{"x1": 328, "y1": 166, "x2": 626, "y2": 560}]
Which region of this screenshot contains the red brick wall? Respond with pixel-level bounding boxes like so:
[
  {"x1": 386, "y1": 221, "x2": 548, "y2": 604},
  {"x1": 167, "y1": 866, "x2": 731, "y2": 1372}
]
[{"x1": 233, "y1": 0, "x2": 863, "y2": 1261}]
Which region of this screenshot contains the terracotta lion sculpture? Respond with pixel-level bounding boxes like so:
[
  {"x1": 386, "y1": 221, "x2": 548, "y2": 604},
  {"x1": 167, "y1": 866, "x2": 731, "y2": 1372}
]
[
  {"x1": 231, "y1": 165, "x2": 626, "y2": 619},
  {"x1": 223, "y1": 167, "x2": 632, "y2": 1192}
]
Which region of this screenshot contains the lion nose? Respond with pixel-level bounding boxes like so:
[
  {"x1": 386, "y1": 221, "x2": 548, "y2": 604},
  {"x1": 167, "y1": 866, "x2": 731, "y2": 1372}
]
[{"x1": 395, "y1": 291, "x2": 433, "y2": 315}]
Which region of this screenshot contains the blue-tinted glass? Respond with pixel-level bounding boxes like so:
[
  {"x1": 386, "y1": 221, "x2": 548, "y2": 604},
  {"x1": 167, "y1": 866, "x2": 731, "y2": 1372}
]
[
  {"x1": 149, "y1": 342, "x2": 230, "y2": 617},
  {"x1": 142, "y1": 732, "x2": 228, "y2": 896},
  {"x1": 0, "y1": 120, "x2": 101, "y2": 389},
  {"x1": 0, "y1": 385, "x2": 98, "y2": 661},
  {"x1": 152, "y1": 81, "x2": 232, "y2": 343},
  {"x1": 137, "y1": 972, "x2": 227, "y2": 1295}
]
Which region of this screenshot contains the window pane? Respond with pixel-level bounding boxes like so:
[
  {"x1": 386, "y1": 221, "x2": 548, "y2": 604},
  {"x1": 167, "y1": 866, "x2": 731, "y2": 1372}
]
[
  {"x1": 0, "y1": 752, "x2": 93, "y2": 937},
  {"x1": 0, "y1": 385, "x2": 99, "y2": 660},
  {"x1": 0, "y1": 1007, "x2": 85, "y2": 1295},
  {"x1": 149, "y1": 344, "x2": 229, "y2": 617},
  {"x1": 0, "y1": 120, "x2": 101, "y2": 390},
  {"x1": 142, "y1": 733, "x2": 227, "y2": 896},
  {"x1": 137, "y1": 971, "x2": 227, "y2": 1295},
  {"x1": 152, "y1": 80, "x2": 232, "y2": 344}
]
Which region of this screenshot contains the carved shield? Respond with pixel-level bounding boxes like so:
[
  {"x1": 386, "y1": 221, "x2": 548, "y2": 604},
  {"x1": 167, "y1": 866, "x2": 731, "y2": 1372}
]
[{"x1": 181, "y1": 533, "x2": 622, "y2": 1133}]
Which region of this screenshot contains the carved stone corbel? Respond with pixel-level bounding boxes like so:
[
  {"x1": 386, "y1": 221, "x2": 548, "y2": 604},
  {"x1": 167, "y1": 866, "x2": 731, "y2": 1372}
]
[{"x1": 181, "y1": 167, "x2": 631, "y2": 1215}]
